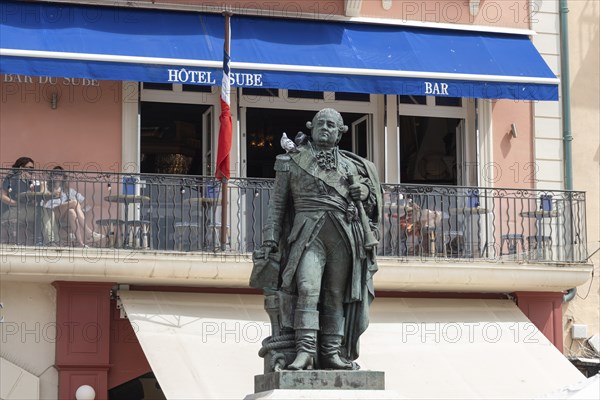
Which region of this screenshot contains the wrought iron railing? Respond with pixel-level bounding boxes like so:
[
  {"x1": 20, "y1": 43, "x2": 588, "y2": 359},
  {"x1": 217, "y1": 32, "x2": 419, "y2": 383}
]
[
  {"x1": 379, "y1": 183, "x2": 587, "y2": 263},
  {"x1": 0, "y1": 168, "x2": 588, "y2": 263}
]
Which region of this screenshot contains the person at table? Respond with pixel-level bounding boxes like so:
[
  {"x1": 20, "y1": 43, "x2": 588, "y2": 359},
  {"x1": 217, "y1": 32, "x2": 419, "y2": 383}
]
[
  {"x1": 0, "y1": 156, "x2": 58, "y2": 245},
  {"x1": 399, "y1": 202, "x2": 422, "y2": 256},
  {"x1": 44, "y1": 166, "x2": 103, "y2": 247}
]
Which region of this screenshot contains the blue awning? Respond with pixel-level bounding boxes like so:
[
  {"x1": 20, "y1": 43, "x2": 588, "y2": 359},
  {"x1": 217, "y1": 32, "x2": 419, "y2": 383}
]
[{"x1": 0, "y1": 1, "x2": 559, "y2": 100}]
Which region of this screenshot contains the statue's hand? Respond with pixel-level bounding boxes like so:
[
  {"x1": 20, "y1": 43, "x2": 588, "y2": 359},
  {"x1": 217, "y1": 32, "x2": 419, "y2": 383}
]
[
  {"x1": 349, "y1": 183, "x2": 369, "y2": 201},
  {"x1": 261, "y1": 240, "x2": 279, "y2": 258}
]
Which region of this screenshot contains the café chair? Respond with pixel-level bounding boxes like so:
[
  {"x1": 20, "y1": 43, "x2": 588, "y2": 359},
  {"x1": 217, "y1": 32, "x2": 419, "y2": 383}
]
[
  {"x1": 500, "y1": 233, "x2": 525, "y2": 257},
  {"x1": 443, "y1": 231, "x2": 465, "y2": 258},
  {"x1": 174, "y1": 221, "x2": 201, "y2": 251},
  {"x1": 127, "y1": 219, "x2": 152, "y2": 249},
  {"x1": 95, "y1": 219, "x2": 125, "y2": 248},
  {"x1": 527, "y1": 235, "x2": 553, "y2": 260},
  {"x1": 0, "y1": 217, "x2": 19, "y2": 244}
]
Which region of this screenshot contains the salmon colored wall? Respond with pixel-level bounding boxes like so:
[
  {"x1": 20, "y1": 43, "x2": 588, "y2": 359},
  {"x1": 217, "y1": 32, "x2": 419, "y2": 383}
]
[
  {"x1": 0, "y1": 76, "x2": 122, "y2": 171},
  {"x1": 345, "y1": 0, "x2": 530, "y2": 29},
  {"x1": 490, "y1": 100, "x2": 534, "y2": 189},
  {"x1": 165, "y1": 0, "x2": 530, "y2": 30},
  {"x1": 170, "y1": 0, "x2": 346, "y2": 15}
]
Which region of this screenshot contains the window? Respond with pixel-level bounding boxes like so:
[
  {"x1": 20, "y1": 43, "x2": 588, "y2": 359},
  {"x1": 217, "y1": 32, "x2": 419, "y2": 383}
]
[
  {"x1": 435, "y1": 97, "x2": 462, "y2": 107},
  {"x1": 398, "y1": 95, "x2": 470, "y2": 186},
  {"x1": 335, "y1": 92, "x2": 370, "y2": 102},
  {"x1": 182, "y1": 84, "x2": 213, "y2": 93},
  {"x1": 400, "y1": 95, "x2": 427, "y2": 105},
  {"x1": 245, "y1": 108, "x2": 370, "y2": 178},
  {"x1": 287, "y1": 90, "x2": 324, "y2": 100},
  {"x1": 399, "y1": 116, "x2": 461, "y2": 185},
  {"x1": 143, "y1": 82, "x2": 173, "y2": 91},
  {"x1": 242, "y1": 88, "x2": 279, "y2": 97},
  {"x1": 140, "y1": 102, "x2": 209, "y2": 175}
]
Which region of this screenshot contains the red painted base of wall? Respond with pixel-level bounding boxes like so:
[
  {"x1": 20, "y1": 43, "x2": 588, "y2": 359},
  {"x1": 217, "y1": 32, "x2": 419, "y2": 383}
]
[
  {"x1": 57, "y1": 367, "x2": 109, "y2": 400},
  {"x1": 53, "y1": 281, "x2": 154, "y2": 397},
  {"x1": 53, "y1": 281, "x2": 114, "y2": 400},
  {"x1": 514, "y1": 291, "x2": 564, "y2": 352}
]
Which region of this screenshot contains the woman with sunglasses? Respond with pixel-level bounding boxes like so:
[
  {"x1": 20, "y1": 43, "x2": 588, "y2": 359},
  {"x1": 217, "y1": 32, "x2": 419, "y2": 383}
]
[{"x1": 1, "y1": 157, "x2": 58, "y2": 245}]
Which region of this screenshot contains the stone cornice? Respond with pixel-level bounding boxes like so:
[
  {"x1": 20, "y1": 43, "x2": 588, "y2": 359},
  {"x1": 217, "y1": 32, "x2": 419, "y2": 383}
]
[{"x1": 1, "y1": 247, "x2": 592, "y2": 293}]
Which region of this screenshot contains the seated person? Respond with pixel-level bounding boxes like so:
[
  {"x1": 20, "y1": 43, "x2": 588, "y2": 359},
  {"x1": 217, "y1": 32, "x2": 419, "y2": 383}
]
[
  {"x1": 398, "y1": 202, "x2": 443, "y2": 256},
  {"x1": 45, "y1": 166, "x2": 102, "y2": 247},
  {"x1": 1, "y1": 157, "x2": 58, "y2": 245},
  {"x1": 399, "y1": 203, "x2": 422, "y2": 256}
]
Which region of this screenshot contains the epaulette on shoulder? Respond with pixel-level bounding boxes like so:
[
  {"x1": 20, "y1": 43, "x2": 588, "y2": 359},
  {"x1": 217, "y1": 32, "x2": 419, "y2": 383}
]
[{"x1": 274, "y1": 154, "x2": 291, "y2": 172}]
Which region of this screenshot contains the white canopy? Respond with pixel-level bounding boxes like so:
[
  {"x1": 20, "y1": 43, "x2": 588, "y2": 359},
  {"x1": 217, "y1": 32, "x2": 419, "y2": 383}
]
[
  {"x1": 118, "y1": 291, "x2": 584, "y2": 399},
  {"x1": 0, "y1": 357, "x2": 40, "y2": 400}
]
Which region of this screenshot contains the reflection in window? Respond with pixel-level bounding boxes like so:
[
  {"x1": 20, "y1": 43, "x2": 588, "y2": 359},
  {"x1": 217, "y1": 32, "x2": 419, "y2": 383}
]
[
  {"x1": 435, "y1": 97, "x2": 462, "y2": 107},
  {"x1": 399, "y1": 116, "x2": 461, "y2": 185},
  {"x1": 242, "y1": 88, "x2": 279, "y2": 97},
  {"x1": 182, "y1": 85, "x2": 213, "y2": 93},
  {"x1": 399, "y1": 95, "x2": 427, "y2": 105},
  {"x1": 287, "y1": 90, "x2": 324, "y2": 99},
  {"x1": 246, "y1": 109, "x2": 369, "y2": 178},
  {"x1": 335, "y1": 92, "x2": 370, "y2": 102},
  {"x1": 140, "y1": 102, "x2": 209, "y2": 175},
  {"x1": 353, "y1": 118, "x2": 368, "y2": 158},
  {"x1": 143, "y1": 83, "x2": 173, "y2": 91}
]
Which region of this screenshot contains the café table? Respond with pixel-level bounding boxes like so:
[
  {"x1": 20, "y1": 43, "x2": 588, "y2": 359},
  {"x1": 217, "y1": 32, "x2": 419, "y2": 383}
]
[
  {"x1": 104, "y1": 194, "x2": 151, "y2": 248},
  {"x1": 17, "y1": 191, "x2": 59, "y2": 203},
  {"x1": 449, "y1": 207, "x2": 490, "y2": 258},
  {"x1": 187, "y1": 197, "x2": 219, "y2": 208},
  {"x1": 520, "y1": 210, "x2": 558, "y2": 259},
  {"x1": 17, "y1": 191, "x2": 60, "y2": 245}
]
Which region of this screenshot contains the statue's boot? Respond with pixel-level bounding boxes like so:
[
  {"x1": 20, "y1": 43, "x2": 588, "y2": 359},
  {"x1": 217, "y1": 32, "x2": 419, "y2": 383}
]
[
  {"x1": 288, "y1": 309, "x2": 319, "y2": 370},
  {"x1": 287, "y1": 341, "x2": 315, "y2": 370},
  {"x1": 320, "y1": 315, "x2": 359, "y2": 370},
  {"x1": 320, "y1": 335, "x2": 359, "y2": 369}
]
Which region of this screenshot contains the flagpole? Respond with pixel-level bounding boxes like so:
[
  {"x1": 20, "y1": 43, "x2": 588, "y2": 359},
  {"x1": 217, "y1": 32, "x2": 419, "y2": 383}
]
[{"x1": 219, "y1": 11, "x2": 231, "y2": 251}]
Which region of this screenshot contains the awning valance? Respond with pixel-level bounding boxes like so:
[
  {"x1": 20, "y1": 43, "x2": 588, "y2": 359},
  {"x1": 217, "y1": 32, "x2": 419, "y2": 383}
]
[{"x1": 0, "y1": 1, "x2": 559, "y2": 100}]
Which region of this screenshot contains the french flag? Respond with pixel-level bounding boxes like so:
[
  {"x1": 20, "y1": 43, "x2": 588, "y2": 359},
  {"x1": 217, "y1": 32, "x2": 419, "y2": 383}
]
[{"x1": 216, "y1": 16, "x2": 232, "y2": 181}]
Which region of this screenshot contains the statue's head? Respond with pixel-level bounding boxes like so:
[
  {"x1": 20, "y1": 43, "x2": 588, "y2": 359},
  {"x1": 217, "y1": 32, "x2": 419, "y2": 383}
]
[{"x1": 306, "y1": 108, "x2": 348, "y2": 148}]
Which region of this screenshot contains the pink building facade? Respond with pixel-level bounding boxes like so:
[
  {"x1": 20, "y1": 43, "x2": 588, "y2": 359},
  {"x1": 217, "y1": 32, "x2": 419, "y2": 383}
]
[{"x1": 0, "y1": 1, "x2": 593, "y2": 399}]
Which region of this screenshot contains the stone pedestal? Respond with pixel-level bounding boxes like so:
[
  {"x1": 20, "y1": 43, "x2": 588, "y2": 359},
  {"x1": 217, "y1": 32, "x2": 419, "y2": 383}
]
[{"x1": 246, "y1": 370, "x2": 402, "y2": 399}]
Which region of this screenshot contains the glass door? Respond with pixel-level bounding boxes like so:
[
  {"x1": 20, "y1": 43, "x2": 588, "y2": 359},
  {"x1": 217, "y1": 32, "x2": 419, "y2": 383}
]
[
  {"x1": 350, "y1": 114, "x2": 371, "y2": 159},
  {"x1": 455, "y1": 119, "x2": 465, "y2": 186},
  {"x1": 202, "y1": 107, "x2": 213, "y2": 177}
]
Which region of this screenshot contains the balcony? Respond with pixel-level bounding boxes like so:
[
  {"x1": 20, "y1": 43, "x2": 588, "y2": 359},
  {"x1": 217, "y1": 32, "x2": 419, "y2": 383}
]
[{"x1": 0, "y1": 168, "x2": 591, "y2": 292}]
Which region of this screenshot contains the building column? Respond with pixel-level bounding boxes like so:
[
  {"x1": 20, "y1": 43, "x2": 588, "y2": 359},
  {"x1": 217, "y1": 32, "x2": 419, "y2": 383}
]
[
  {"x1": 122, "y1": 81, "x2": 139, "y2": 172},
  {"x1": 514, "y1": 291, "x2": 564, "y2": 352},
  {"x1": 384, "y1": 94, "x2": 399, "y2": 183},
  {"x1": 53, "y1": 281, "x2": 114, "y2": 400}
]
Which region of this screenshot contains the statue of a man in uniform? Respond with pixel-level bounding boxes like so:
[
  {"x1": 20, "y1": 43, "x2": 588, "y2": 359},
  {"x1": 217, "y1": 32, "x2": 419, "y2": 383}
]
[{"x1": 251, "y1": 108, "x2": 383, "y2": 371}]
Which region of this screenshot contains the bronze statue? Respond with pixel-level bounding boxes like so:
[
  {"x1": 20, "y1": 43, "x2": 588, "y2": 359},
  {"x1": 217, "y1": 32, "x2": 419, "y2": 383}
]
[{"x1": 251, "y1": 108, "x2": 383, "y2": 372}]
